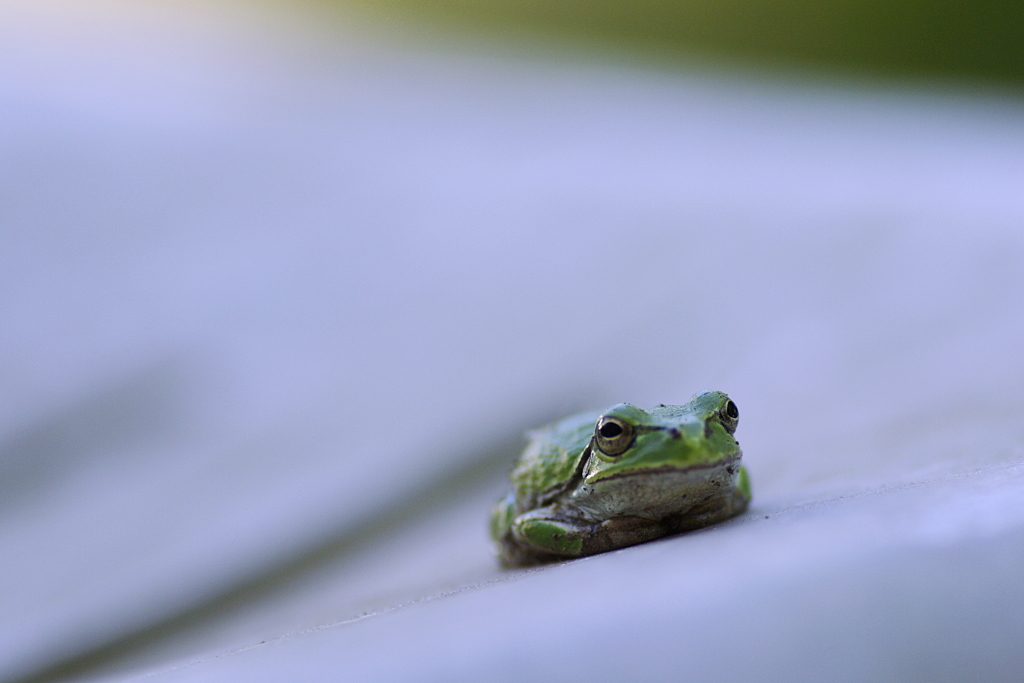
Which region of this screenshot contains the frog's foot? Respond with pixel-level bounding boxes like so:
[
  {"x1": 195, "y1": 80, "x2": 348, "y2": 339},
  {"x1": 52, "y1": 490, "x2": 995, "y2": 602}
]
[
  {"x1": 736, "y1": 464, "x2": 752, "y2": 504},
  {"x1": 511, "y1": 510, "x2": 589, "y2": 559},
  {"x1": 508, "y1": 509, "x2": 671, "y2": 565}
]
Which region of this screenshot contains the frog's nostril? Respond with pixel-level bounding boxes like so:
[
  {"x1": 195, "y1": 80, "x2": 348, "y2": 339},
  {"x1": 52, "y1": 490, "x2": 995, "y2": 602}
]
[{"x1": 669, "y1": 428, "x2": 681, "y2": 439}]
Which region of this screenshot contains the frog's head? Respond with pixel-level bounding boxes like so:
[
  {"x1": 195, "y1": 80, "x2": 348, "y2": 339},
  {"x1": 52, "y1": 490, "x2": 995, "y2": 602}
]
[{"x1": 583, "y1": 391, "x2": 741, "y2": 485}]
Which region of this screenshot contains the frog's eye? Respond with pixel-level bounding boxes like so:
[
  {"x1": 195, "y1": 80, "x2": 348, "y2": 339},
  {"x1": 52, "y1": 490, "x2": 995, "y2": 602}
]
[
  {"x1": 718, "y1": 399, "x2": 739, "y2": 434},
  {"x1": 594, "y1": 416, "x2": 635, "y2": 456},
  {"x1": 724, "y1": 400, "x2": 739, "y2": 419}
]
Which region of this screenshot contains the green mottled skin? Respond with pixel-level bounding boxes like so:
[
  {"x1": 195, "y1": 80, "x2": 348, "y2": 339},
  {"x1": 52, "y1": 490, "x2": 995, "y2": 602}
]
[{"x1": 490, "y1": 391, "x2": 751, "y2": 567}]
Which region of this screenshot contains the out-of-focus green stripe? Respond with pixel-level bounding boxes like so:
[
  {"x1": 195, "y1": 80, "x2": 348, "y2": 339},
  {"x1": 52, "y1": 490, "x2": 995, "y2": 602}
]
[{"x1": 332, "y1": 0, "x2": 1024, "y2": 85}]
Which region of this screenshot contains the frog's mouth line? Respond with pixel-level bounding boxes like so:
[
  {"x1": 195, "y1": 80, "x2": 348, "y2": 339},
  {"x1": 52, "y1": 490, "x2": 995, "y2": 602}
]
[{"x1": 588, "y1": 451, "x2": 742, "y2": 483}]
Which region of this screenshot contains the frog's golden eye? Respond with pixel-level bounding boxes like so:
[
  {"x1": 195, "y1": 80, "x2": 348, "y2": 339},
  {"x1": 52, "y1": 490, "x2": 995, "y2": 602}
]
[
  {"x1": 718, "y1": 399, "x2": 739, "y2": 434},
  {"x1": 594, "y1": 416, "x2": 635, "y2": 456}
]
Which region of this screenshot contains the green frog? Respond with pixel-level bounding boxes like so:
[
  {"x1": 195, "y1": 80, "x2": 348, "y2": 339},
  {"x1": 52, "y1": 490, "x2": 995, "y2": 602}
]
[{"x1": 490, "y1": 391, "x2": 750, "y2": 567}]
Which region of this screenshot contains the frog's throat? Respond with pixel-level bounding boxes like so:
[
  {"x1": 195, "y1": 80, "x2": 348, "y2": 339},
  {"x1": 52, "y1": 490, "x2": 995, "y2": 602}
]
[{"x1": 585, "y1": 451, "x2": 742, "y2": 484}]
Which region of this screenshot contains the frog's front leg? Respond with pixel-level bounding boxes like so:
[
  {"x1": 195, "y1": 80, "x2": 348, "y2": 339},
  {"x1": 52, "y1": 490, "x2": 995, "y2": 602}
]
[
  {"x1": 511, "y1": 508, "x2": 592, "y2": 558},
  {"x1": 511, "y1": 507, "x2": 669, "y2": 563},
  {"x1": 736, "y1": 464, "x2": 752, "y2": 503}
]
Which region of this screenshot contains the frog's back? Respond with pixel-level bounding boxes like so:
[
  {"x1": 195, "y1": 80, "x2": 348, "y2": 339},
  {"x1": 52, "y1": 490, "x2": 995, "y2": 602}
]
[{"x1": 510, "y1": 410, "x2": 598, "y2": 510}]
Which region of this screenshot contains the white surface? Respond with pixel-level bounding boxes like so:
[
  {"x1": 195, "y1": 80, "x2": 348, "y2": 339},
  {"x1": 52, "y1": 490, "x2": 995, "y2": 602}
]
[
  {"x1": 1, "y1": 1, "x2": 1023, "y2": 681},
  {"x1": 134, "y1": 462, "x2": 1024, "y2": 683}
]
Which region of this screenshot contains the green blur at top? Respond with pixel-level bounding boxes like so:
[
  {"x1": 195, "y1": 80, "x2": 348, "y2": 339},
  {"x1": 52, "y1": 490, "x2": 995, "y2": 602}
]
[{"x1": 334, "y1": 0, "x2": 1024, "y2": 87}]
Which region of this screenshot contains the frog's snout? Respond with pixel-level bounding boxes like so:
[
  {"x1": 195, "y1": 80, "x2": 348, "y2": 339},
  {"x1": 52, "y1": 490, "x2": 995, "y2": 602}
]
[{"x1": 673, "y1": 422, "x2": 709, "y2": 442}]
